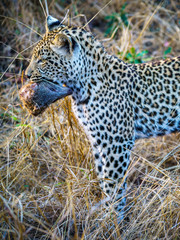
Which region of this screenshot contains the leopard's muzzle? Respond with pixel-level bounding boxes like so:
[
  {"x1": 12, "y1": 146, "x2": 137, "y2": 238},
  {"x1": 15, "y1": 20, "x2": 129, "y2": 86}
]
[{"x1": 19, "y1": 81, "x2": 72, "y2": 116}]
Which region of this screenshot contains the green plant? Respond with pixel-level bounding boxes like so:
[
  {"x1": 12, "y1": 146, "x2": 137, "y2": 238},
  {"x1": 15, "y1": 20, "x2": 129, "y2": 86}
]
[
  {"x1": 1, "y1": 112, "x2": 20, "y2": 123},
  {"x1": 104, "y1": 3, "x2": 129, "y2": 36},
  {"x1": 119, "y1": 47, "x2": 151, "y2": 64},
  {"x1": 163, "y1": 46, "x2": 172, "y2": 58}
]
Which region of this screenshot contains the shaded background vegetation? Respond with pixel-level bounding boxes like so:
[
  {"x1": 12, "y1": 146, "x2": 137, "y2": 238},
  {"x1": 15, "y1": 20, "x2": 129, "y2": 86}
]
[{"x1": 0, "y1": 0, "x2": 180, "y2": 239}]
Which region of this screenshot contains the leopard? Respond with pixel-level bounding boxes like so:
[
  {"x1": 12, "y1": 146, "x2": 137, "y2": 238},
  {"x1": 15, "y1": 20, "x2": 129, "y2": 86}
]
[{"x1": 19, "y1": 15, "x2": 180, "y2": 221}]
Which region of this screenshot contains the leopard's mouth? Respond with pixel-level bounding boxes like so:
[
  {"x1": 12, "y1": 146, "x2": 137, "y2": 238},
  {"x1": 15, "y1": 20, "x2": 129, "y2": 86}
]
[{"x1": 19, "y1": 80, "x2": 72, "y2": 116}]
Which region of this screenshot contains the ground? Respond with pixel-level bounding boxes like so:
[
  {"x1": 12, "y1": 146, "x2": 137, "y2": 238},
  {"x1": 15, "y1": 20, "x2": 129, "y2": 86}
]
[{"x1": 0, "y1": 0, "x2": 180, "y2": 239}]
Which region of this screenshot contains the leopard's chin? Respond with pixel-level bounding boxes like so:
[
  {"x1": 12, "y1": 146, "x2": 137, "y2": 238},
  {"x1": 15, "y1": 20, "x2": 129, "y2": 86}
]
[{"x1": 19, "y1": 81, "x2": 72, "y2": 116}]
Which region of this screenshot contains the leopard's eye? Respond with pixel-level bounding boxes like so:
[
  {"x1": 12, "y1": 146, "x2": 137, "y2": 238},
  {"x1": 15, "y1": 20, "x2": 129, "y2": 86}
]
[{"x1": 37, "y1": 59, "x2": 42, "y2": 64}]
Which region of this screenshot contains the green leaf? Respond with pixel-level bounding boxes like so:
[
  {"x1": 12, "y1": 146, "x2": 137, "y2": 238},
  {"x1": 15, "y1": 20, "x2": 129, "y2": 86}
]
[
  {"x1": 105, "y1": 16, "x2": 113, "y2": 20},
  {"x1": 164, "y1": 47, "x2": 172, "y2": 56},
  {"x1": 121, "y1": 3, "x2": 128, "y2": 11},
  {"x1": 134, "y1": 59, "x2": 142, "y2": 64},
  {"x1": 11, "y1": 116, "x2": 20, "y2": 122},
  {"x1": 136, "y1": 50, "x2": 148, "y2": 57},
  {"x1": 130, "y1": 47, "x2": 136, "y2": 55},
  {"x1": 16, "y1": 123, "x2": 29, "y2": 127},
  {"x1": 55, "y1": 182, "x2": 64, "y2": 187},
  {"x1": 121, "y1": 13, "x2": 129, "y2": 26}
]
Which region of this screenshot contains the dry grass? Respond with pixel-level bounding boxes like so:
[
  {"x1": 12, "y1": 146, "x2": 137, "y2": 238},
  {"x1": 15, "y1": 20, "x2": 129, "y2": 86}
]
[{"x1": 0, "y1": 0, "x2": 180, "y2": 239}]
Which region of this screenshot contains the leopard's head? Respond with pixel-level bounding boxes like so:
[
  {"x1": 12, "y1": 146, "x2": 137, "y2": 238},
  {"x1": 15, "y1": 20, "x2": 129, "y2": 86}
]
[{"x1": 20, "y1": 16, "x2": 102, "y2": 115}]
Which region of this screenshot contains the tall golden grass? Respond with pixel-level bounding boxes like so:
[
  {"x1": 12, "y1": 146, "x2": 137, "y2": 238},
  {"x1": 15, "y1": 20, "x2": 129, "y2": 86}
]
[{"x1": 0, "y1": 0, "x2": 179, "y2": 239}]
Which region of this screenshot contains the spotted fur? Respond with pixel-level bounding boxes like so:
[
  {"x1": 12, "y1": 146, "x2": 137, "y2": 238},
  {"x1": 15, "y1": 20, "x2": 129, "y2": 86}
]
[{"x1": 25, "y1": 16, "x2": 180, "y2": 221}]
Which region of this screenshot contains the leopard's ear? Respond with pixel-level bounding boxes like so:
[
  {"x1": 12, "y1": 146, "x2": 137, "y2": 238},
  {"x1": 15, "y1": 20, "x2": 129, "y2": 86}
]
[
  {"x1": 50, "y1": 33, "x2": 80, "y2": 57},
  {"x1": 46, "y1": 15, "x2": 61, "y2": 31}
]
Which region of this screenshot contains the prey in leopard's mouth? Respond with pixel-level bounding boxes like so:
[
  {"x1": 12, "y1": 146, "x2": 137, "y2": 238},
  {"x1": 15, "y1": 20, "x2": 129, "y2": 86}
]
[{"x1": 19, "y1": 80, "x2": 73, "y2": 116}]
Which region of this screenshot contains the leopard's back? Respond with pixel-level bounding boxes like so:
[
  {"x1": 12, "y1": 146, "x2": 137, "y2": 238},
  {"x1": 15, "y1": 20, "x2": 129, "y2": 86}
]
[{"x1": 132, "y1": 56, "x2": 180, "y2": 139}]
